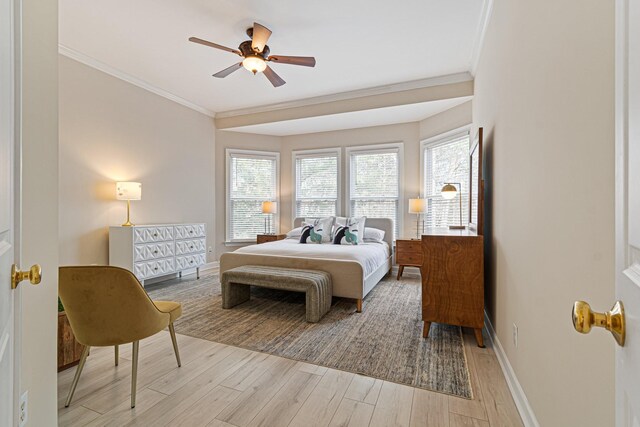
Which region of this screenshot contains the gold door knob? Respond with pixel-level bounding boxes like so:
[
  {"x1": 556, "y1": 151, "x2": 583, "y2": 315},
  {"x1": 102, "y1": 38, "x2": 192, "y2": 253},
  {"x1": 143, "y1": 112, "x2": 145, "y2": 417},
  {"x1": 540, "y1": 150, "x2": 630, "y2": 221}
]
[
  {"x1": 572, "y1": 300, "x2": 625, "y2": 346},
  {"x1": 11, "y1": 264, "x2": 42, "y2": 289}
]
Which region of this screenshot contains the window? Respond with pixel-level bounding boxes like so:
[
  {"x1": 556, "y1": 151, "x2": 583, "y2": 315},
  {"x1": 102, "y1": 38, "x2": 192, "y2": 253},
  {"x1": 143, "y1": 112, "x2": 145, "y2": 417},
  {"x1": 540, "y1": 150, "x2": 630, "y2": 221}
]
[
  {"x1": 293, "y1": 148, "x2": 340, "y2": 218},
  {"x1": 421, "y1": 132, "x2": 470, "y2": 228},
  {"x1": 226, "y1": 149, "x2": 279, "y2": 242},
  {"x1": 347, "y1": 144, "x2": 402, "y2": 239}
]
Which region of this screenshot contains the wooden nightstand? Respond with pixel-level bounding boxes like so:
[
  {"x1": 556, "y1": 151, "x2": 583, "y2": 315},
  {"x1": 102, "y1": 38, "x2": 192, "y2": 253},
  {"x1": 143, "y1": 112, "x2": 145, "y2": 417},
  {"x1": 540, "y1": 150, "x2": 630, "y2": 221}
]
[
  {"x1": 256, "y1": 234, "x2": 286, "y2": 244},
  {"x1": 395, "y1": 238, "x2": 423, "y2": 279}
]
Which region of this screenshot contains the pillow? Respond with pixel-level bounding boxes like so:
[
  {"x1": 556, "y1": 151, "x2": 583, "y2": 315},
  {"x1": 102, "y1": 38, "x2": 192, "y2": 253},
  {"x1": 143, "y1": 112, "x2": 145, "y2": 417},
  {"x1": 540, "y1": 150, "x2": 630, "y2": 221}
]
[
  {"x1": 333, "y1": 216, "x2": 366, "y2": 245},
  {"x1": 300, "y1": 217, "x2": 335, "y2": 244},
  {"x1": 363, "y1": 227, "x2": 385, "y2": 242},
  {"x1": 286, "y1": 227, "x2": 303, "y2": 239}
]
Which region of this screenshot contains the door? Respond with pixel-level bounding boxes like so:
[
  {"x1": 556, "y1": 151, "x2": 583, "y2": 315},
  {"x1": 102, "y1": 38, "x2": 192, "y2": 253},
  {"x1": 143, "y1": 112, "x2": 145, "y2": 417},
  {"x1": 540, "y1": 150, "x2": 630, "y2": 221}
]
[
  {"x1": 0, "y1": 0, "x2": 16, "y2": 424},
  {"x1": 616, "y1": 0, "x2": 640, "y2": 424}
]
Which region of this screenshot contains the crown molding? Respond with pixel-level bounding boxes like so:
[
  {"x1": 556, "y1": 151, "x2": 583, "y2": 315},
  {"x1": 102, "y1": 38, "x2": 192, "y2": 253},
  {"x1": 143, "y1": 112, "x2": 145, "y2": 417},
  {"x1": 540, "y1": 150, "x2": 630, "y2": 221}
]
[
  {"x1": 215, "y1": 71, "x2": 473, "y2": 119},
  {"x1": 469, "y1": 0, "x2": 494, "y2": 76},
  {"x1": 58, "y1": 44, "x2": 215, "y2": 118}
]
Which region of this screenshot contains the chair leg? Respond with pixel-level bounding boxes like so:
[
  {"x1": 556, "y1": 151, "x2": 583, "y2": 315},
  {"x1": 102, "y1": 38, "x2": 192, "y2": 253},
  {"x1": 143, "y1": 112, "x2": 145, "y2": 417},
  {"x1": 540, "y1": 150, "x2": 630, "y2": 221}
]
[
  {"x1": 131, "y1": 341, "x2": 139, "y2": 408},
  {"x1": 114, "y1": 345, "x2": 119, "y2": 366},
  {"x1": 65, "y1": 345, "x2": 90, "y2": 407},
  {"x1": 169, "y1": 323, "x2": 182, "y2": 367}
]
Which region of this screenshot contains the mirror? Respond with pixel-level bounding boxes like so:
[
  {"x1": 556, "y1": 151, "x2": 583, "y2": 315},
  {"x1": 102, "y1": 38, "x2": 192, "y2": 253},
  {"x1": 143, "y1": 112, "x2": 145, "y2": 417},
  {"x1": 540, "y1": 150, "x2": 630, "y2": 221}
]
[{"x1": 469, "y1": 127, "x2": 483, "y2": 235}]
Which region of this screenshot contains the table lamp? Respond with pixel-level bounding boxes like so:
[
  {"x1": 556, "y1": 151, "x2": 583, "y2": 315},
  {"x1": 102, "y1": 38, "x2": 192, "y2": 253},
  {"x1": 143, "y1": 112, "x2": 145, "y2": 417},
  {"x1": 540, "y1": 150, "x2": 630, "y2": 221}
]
[
  {"x1": 441, "y1": 183, "x2": 465, "y2": 230},
  {"x1": 408, "y1": 198, "x2": 428, "y2": 239},
  {"x1": 261, "y1": 201, "x2": 277, "y2": 234},
  {"x1": 116, "y1": 182, "x2": 142, "y2": 226}
]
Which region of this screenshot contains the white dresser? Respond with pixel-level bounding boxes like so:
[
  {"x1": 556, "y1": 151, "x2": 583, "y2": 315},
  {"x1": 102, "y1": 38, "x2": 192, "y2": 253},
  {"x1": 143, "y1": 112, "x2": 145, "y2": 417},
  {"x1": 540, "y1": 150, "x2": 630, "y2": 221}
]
[{"x1": 109, "y1": 223, "x2": 206, "y2": 285}]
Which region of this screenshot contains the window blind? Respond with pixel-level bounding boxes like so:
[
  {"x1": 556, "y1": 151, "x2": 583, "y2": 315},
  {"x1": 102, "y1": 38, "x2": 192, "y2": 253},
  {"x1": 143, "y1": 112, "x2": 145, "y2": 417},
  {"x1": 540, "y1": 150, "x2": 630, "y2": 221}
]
[
  {"x1": 227, "y1": 152, "x2": 278, "y2": 241},
  {"x1": 294, "y1": 152, "x2": 339, "y2": 218},
  {"x1": 423, "y1": 133, "x2": 470, "y2": 229},
  {"x1": 349, "y1": 148, "x2": 400, "y2": 239}
]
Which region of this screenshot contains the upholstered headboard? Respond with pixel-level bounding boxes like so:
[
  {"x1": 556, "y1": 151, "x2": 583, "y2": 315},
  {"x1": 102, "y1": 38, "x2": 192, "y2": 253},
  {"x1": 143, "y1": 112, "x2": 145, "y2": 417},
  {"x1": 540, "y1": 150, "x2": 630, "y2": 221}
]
[{"x1": 293, "y1": 217, "x2": 394, "y2": 249}]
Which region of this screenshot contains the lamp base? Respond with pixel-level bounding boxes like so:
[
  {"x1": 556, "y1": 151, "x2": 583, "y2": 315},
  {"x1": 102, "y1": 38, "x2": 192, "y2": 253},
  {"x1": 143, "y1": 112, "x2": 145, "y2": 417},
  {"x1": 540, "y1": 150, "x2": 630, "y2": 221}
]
[
  {"x1": 449, "y1": 225, "x2": 466, "y2": 230},
  {"x1": 122, "y1": 220, "x2": 134, "y2": 227}
]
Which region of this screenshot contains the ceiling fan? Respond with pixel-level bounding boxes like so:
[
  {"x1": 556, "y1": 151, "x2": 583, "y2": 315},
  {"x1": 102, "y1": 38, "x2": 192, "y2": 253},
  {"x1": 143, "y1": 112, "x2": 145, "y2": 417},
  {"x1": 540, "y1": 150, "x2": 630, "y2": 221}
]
[{"x1": 189, "y1": 22, "x2": 316, "y2": 88}]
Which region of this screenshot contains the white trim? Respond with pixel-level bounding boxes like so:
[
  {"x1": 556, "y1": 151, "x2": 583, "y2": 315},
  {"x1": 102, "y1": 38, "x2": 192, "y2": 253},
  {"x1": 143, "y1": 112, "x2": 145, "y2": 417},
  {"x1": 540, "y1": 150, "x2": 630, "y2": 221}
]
[
  {"x1": 216, "y1": 72, "x2": 474, "y2": 119},
  {"x1": 58, "y1": 44, "x2": 215, "y2": 117},
  {"x1": 484, "y1": 312, "x2": 540, "y2": 427},
  {"x1": 419, "y1": 126, "x2": 471, "y2": 197},
  {"x1": 225, "y1": 148, "x2": 280, "y2": 243},
  {"x1": 291, "y1": 147, "x2": 342, "y2": 221},
  {"x1": 469, "y1": 0, "x2": 494, "y2": 76},
  {"x1": 345, "y1": 142, "x2": 404, "y2": 240}
]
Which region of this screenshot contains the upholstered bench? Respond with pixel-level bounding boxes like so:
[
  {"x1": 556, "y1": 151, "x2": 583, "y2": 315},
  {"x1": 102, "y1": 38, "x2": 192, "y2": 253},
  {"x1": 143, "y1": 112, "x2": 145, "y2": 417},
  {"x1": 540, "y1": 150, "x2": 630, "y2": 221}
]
[{"x1": 221, "y1": 265, "x2": 333, "y2": 323}]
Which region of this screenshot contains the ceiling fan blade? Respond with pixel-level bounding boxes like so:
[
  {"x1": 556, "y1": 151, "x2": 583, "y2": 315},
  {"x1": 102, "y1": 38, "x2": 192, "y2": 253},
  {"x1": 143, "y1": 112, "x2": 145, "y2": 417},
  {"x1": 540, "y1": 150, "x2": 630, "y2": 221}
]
[
  {"x1": 189, "y1": 37, "x2": 241, "y2": 56},
  {"x1": 251, "y1": 22, "x2": 272, "y2": 53},
  {"x1": 268, "y1": 55, "x2": 316, "y2": 67},
  {"x1": 263, "y1": 65, "x2": 286, "y2": 87},
  {"x1": 213, "y1": 62, "x2": 243, "y2": 78}
]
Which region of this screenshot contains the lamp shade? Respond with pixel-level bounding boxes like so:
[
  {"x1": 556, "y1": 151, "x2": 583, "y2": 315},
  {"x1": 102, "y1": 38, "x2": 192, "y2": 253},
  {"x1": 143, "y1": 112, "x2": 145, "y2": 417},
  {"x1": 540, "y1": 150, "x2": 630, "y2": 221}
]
[
  {"x1": 242, "y1": 55, "x2": 267, "y2": 74},
  {"x1": 261, "y1": 201, "x2": 277, "y2": 214},
  {"x1": 408, "y1": 198, "x2": 428, "y2": 214},
  {"x1": 441, "y1": 183, "x2": 458, "y2": 200},
  {"x1": 116, "y1": 182, "x2": 142, "y2": 201}
]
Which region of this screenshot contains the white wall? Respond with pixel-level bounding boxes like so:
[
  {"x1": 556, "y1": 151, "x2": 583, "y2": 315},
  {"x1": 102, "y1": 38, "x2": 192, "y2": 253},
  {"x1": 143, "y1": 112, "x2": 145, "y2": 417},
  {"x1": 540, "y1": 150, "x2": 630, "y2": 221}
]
[
  {"x1": 473, "y1": 0, "x2": 615, "y2": 425},
  {"x1": 419, "y1": 100, "x2": 472, "y2": 140},
  {"x1": 20, "y1": 0, "x2": 59, "y2": 423},
  {"x1": 59, "y1": 56, "x2": 216, "y2": 266}
]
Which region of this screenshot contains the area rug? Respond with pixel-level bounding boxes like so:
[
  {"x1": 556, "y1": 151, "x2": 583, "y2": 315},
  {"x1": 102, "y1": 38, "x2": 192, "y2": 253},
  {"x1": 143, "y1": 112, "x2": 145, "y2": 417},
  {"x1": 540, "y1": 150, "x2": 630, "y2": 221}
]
[{"x1": 146, "y1": 273, "x2": 472, "y2": 398}]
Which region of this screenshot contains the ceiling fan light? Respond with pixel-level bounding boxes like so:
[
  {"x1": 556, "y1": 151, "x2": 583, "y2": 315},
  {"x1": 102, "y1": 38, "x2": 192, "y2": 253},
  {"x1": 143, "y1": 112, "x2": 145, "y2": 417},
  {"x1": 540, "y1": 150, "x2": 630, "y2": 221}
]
[{"x1": 242, "y1": 55, "x2": 267, "y2": 74}]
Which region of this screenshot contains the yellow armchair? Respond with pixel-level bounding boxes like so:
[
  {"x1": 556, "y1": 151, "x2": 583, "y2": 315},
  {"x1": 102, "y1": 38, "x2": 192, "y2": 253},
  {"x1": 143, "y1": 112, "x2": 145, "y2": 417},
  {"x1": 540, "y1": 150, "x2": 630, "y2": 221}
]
[{"x1": 59, "y1": 266, "x2": 183, "y2": 408}]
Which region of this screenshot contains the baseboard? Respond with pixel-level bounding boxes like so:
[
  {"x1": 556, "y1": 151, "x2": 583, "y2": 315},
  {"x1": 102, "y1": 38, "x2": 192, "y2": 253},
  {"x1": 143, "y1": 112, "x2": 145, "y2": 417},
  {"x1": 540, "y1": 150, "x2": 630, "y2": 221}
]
[
  {"x1": 484, "y1": 312, "x2": 540, "y2": 427},
  {"x1": 200, "y1": 261, "x2": 219, "y2": 273}
]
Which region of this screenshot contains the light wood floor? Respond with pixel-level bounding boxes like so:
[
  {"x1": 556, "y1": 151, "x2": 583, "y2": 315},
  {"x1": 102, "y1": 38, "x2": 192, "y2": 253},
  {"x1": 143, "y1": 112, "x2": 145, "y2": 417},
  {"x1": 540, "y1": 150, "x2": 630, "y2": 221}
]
[{"x1": 57, "y1": 327, "x2": 523, "y2": 427}]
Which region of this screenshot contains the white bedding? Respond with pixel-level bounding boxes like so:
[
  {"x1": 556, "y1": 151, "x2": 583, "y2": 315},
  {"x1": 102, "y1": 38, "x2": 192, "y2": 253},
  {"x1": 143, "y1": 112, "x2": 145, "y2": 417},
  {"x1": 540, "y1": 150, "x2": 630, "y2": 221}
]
[{"x1": 234, "y1": 238, "x2": 391, "y2": 277}]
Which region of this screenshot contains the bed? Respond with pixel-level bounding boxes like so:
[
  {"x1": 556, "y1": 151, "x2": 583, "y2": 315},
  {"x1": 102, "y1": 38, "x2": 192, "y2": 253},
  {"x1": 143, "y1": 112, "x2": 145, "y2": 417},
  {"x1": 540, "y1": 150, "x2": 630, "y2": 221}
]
[{"x1": 219, "y1": 218, "x2": 394, "y2": 312}]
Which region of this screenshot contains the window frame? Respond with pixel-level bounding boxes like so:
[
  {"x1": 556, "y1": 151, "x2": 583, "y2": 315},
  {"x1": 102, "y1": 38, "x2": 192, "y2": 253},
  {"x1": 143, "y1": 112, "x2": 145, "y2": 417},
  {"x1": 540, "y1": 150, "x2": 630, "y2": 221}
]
[
  {"x1": 345, "y1": 142, "x2": 404, "y2": 240},
  {"x1": 419, "y1": 126, "x2": 471, "y2": 228},
  {"x1": 225, "y1": 148, "x2": 280, "y2": 243},
  {"x1": 291, "y1": 147, "x2": 342, "y2": 221}
]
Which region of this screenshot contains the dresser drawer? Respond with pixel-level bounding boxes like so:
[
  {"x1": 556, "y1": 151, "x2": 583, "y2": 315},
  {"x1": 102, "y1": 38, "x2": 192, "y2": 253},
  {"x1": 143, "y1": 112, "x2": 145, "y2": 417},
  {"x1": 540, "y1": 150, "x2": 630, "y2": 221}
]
[
  {"x1": 134, "y1": 242, "x2": 175, "y2": 262},
  {"x1": 175, "y1": 238, "x2": 206, "y2": 256},
  {"x1": 133, "y1": 226, "x2": 174, "y2": 243},
  {"x1": 175, "y1": 224, "x2": 206, "y2": 240},
  {"x1": 396, "y1": 251, "x2": 423, "y2": 266},
  {"x1": 175, "y1": 253, "x2": 206, "y2": 270},
  {"x1": 133, "y1": 258, "x2": 175, "y2": 280},
  {"x1": 396, "y1": 240, "x2": 422, "y2": 254}
]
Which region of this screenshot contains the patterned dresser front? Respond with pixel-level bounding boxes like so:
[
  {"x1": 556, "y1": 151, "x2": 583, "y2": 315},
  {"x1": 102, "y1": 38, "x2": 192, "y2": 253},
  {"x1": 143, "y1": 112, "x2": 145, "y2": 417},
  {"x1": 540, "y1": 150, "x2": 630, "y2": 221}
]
[{"x1": 109, "y1": 223, "x2": 207, "y2": 285}]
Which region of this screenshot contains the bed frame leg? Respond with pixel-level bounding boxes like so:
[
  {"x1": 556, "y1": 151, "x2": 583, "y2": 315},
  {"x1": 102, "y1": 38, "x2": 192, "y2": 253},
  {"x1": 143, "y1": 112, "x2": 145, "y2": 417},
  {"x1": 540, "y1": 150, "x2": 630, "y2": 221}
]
[{"x1": 356, "y1": 299, "x2": 362, "y2": 313}]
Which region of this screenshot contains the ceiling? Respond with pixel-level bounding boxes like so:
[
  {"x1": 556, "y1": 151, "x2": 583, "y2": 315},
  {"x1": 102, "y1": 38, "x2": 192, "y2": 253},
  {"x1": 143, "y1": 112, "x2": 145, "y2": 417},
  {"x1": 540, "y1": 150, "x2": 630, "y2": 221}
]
[
  {"x1": 60, "y1": 0, "x2": 485, "y2": 115},
  {"x1": 223, "y1": 96, "x2": 472, "y2": 136}
]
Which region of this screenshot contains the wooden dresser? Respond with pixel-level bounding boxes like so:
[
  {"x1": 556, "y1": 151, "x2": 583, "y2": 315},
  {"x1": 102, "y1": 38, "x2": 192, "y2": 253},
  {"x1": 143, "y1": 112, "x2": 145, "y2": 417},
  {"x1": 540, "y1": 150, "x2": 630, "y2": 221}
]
[{"x1": 421, "y1": 229, "x2": 485, "y2": 347}]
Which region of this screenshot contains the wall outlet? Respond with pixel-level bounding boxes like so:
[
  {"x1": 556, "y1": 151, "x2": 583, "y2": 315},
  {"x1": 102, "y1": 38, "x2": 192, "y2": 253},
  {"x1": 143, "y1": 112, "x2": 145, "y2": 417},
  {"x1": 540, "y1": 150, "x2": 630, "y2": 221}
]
[
  {"x1": 19, "y1": 391, "x2": 28, "y2": 427},
  {"x1": 513, "y1": 323, "x2": 518, "y2": 348},
  {"x1": 208, "y1": 246, "x2": 213, "y2": 253}
]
